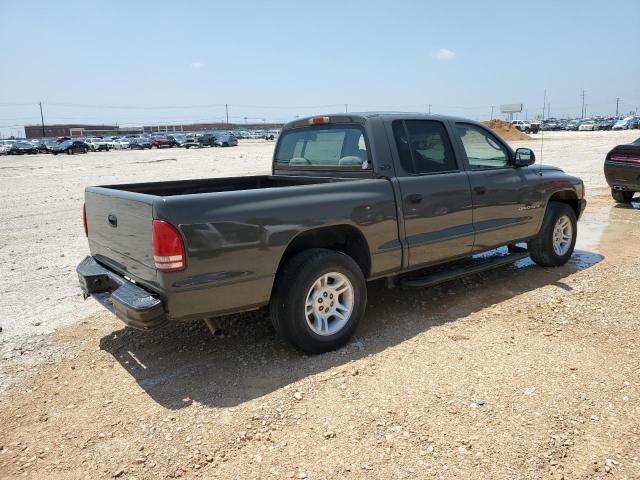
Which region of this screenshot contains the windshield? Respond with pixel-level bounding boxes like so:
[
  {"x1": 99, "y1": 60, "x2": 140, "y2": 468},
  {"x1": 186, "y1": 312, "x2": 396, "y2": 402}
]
[{"x1": 275, "y1": 125, "x2": 370, "y2": 169}]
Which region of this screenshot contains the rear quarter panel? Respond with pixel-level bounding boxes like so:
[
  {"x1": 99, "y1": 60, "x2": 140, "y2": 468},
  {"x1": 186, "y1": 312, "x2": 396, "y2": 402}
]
[{"x1": 153, "y1": 179, "x2": 400, "y2": 320}]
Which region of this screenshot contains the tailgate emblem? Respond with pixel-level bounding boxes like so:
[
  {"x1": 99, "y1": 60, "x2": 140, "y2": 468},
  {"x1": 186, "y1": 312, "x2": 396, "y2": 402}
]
[{"x1": 107, "y1": 213, "x2": 118, "y2": 227}]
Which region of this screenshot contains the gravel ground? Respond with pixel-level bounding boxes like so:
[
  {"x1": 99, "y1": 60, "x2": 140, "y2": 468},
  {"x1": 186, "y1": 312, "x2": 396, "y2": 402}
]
[{"x1": 1, "y1": 131, "x2": 639, "y2": 479}]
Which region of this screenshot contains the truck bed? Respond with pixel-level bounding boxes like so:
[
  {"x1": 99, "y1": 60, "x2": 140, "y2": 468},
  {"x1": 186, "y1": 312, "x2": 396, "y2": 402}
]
[{"x1": 102, "y1": 175, "x2": 342, "y2": 197}]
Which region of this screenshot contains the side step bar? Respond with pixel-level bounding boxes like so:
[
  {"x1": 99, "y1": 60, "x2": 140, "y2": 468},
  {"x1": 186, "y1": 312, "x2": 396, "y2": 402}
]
[{"x1": 399, "y1": 248, "x2": 530, "y2": 289}]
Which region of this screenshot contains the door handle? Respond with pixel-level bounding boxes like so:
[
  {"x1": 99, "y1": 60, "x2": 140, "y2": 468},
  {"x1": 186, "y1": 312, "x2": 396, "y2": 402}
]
[
  {"x1": 474, "y1": 186, "x2": 487, "y2": 195},
  {"x1": 407, "y1": 194, "x2": 423, "y2": 204}
]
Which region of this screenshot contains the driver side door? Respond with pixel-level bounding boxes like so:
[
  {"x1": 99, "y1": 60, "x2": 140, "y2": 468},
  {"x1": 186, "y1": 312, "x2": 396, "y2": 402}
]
[{"x1": 452, "y1": 123, "x2": 543, "y2": 251}]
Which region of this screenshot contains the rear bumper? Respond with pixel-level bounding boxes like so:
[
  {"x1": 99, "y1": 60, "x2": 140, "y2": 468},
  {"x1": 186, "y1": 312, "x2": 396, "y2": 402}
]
[
  {"x1": 605, "y1": 162, "x2": 640, "y2": 191},
  {"x1": 76, "y1": 256, "x2": 166, "y2": 330}
]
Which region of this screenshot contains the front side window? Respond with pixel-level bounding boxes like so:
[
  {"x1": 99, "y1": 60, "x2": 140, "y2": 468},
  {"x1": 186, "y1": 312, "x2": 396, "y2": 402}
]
[
  {"x1": 456, "y1": 123, "x2": 509, "y2": 170},
  {"x1": 275, "y1": 125, "x2": 370, "y2": 169},
  {"x1": 392, "y1": 120, "x2": 458, "y2": 175}
]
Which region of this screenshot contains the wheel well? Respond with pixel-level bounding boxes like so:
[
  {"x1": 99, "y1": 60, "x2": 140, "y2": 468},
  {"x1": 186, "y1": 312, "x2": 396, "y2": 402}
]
[
  {"x1": 548, "y1": 190, "x2": 580, "y2": 217},
  {"x1": 277, "y1": 225, "x2": 371, "y2": 278}
]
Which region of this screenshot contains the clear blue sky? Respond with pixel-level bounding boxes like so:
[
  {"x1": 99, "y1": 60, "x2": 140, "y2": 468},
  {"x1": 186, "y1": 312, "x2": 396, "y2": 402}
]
[{"x1": 1, "y1": 0, "x2": 638, "y2": 137}]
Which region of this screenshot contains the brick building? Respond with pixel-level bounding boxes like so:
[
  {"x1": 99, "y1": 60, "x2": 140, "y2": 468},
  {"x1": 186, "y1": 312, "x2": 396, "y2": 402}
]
[{"x1": 24, "y1": 124, "x2": 118, "y2": 139}]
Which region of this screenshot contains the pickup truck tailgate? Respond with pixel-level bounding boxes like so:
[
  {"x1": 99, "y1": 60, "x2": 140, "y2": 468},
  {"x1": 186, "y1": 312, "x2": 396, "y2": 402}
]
[{"x1": 85, "y1": 190, "x2": 157, "y2": 286}]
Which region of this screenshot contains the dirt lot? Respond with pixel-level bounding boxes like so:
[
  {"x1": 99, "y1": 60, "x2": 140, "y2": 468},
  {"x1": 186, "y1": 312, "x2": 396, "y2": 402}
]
[{"x1": 1, "y1": 131, "x2": 639, "y2": 479}]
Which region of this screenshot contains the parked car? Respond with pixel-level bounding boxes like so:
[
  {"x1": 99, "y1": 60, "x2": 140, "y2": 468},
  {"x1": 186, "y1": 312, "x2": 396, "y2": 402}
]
[
  {"x1": 50, "y1": 140, "x2": 89, "y2": 155},
  {"x1": 168, "y1": 133, "x2": 188, "y2": 146},
  {"x1": 511, "y1": 120, "x2": 532, "y2": 133},
  {"x1": 150, "y1": 136, "x2": 178, "y2": 148},
  {"x1": 0, "y1": 143, "x2": 11, "y2": 155},
  {"x1": 578, "y1": 120, "x2": 597, "y2": 131},
  {"x1": 214, "y1": 133, "x2": 238, "y2": 147},
  {"x1": 596, "y1": 119, "x2": 613, "y2": 130},
  {"x1": 604, "y1": 136, "x2": 640, "y2": 203},
  {"x1": 130, "y1": 137, "x2": 152, "y2": 149},
  {"x1": 77, "y1": 112, "x2": 586, "y2": 353},
  {"x1": 566, "y1": 120, "x2": 581, "y2": 131},
  {"x1": 85, "y1": 138, "x2": 111, "y2": 152},
  {"x1": 529, "y1": 121, "x2": 540, "y2": 134},
  {"x1": 197, "y1": 132, "x2": 217, "y2": 147},
  {"x1": 29, "y1": 139, "x2": 53, "y2": 153},
  {"x1": 612, "y1": 117, "x2": 633, "y2": 130},
  {"x1": 183, "y1": 135, "x2": 201, "y2": 149},
  {"x1": 113, "y1": 138, "x2": 131, "y2": 149},
  {"x1": 1, "y1": 140, "x2": 17, "y2": 153},
  {"x1": 8, "y1": 141, "x2": 38, "y2": 155}
]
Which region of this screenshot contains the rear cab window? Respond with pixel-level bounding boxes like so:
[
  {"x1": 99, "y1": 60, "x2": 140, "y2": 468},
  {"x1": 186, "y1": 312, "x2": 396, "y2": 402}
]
[
  {"x1": 392, "y1": 120, "x2": 458, "y2": 175},
  {"x1": 275, "y1": 125, "x2": 371, "y2": 170}
]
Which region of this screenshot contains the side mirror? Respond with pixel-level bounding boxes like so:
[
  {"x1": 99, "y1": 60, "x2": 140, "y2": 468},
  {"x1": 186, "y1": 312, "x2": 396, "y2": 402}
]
[{"x1": 514, "y1": 147, "x2": 535, "y2": 167}]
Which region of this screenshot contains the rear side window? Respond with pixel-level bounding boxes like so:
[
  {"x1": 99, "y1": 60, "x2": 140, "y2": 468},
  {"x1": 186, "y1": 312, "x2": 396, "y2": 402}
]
[
  {"x1": 275, "y1": 125, "x2": 370, "y2": 169},
  {"x1": 392, "y1": 120, "x2": 458, "y2": 175}
]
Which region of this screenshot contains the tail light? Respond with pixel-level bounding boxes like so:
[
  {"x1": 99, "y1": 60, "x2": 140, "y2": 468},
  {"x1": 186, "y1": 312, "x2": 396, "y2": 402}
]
[
  {"x1": 83, "y1": 203, "x2": 88, "y2": 237},
  {"x1": 610, "y1": 154, "x2": 640, "y2": 165},
  {"x1": 152, "y1": 220, "x2": 185, "y2": 272}
]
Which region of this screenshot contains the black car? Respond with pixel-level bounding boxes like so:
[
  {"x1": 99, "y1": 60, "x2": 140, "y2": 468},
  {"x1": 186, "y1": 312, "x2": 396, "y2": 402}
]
[
  {"x1": 50, "y1": 140, "x2": 89, "y2": 155},
  {"x1": 8, "y1": 141, "x2": 39, "y2": 155},
  {"x1": 130, "y1": 137, "x2": 152, "y2": 149},
  {"x1": 197, "y1": 132, "x2": 218, "y2": 147},
  {"x1": 604, "y1": 137, "x2": 640, "y2": 203},
  {"x1": 214, "y1": 133, "x2": 238, "y2": 147}
]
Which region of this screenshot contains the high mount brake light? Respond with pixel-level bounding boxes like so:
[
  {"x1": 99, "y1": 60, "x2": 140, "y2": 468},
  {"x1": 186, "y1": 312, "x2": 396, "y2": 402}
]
[
  {"x1": 309, "y1": 116, "x2": 330, "y2": 125},
  {"x1": 152, "y1": 220, "x2": 186, "y2": 272}
]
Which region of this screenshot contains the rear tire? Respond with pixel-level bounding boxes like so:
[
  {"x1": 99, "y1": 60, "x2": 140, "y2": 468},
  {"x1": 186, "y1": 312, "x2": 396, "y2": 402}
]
[
  {"x1": 528, "y1": 202, "x2": 577, "y2": 267},
  {"x1": 271, "y1": 249, "x2": 366, "y2": 354},
  {"x1": 612, "y1": 189, "x2": 634, "y2": 203}
]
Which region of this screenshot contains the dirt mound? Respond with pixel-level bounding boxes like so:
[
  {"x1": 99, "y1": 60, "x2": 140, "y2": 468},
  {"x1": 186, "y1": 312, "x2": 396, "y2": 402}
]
[{"x1": 482, "y1": 119, "x2": 531, "y2": 141}]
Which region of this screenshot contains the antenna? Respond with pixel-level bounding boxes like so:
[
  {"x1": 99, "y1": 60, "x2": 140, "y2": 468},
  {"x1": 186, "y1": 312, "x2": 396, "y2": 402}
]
[{"x1": 539, "y1": 90, "x2": 545, "y2": 174}]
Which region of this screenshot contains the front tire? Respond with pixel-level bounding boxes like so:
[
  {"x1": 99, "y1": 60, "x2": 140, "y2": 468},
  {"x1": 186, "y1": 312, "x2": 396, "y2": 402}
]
[
  {"x1": 271, "y1": 249, "x2": 366, "y2": 354},
  {"x1": 528, "y1": 202, "x2": 577, "y2": 267},
  {"x1": 612, "y1": 189, "x2": 634, "y2": 203}
]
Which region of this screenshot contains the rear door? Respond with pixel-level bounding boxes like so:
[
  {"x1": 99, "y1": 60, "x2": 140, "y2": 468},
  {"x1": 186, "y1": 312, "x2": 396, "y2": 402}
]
[
  {"x1": 452, "y1": 122, "x2": 542, "y2": 251},
  {"x1": 390, "y1": 119, "x2": 474, "y2": 267}
]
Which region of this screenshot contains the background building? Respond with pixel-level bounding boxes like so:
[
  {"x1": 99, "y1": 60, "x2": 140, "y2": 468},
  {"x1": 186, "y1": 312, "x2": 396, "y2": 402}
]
[{"x1": 24, "y1": 124, "x2": 118, "y2": 139}]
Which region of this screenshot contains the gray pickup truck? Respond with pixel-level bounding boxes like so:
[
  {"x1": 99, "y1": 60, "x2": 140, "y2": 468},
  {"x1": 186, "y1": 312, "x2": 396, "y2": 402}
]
[{"x1": 77, "y1": 113, "x2": 586, "y2": 353}]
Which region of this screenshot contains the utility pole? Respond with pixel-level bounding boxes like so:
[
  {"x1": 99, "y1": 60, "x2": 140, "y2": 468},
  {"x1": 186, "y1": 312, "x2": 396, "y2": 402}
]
[
  {"x1": 39, "y1": 101, "x2": 45, "y2": 138},
  {"x1": 547, "y1": 103, "x2": 551, "y2": 119},
  {"x1": 580, "y1": 89, "x2": 586, "y2": 119},
  {"x1": 615, "y1": 97, "x2": 620, "y2": 117},
  {"x1": 428, "y1": 104, "x2": 432, "y2": 114},
  {"x1": 490, "y1": 105, "x2": 494, "y2": 120},
  {"x1": 542, "y1": 89, "x2": 546, "y2": 121},
  {"x1": 345, "y1": 104, "x2": 348, "y2": 113},
  {"x1": 225, "y1": 104, "x2": 229, "y2": 127}
]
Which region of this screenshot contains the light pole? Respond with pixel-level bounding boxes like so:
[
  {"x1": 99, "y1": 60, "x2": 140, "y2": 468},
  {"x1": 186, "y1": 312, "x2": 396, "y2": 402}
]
[{"x1": 39, "y1": 101, "x2": 46, "y2": 138}]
